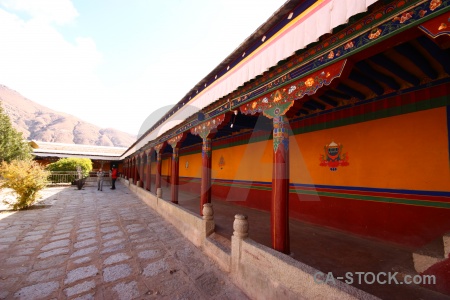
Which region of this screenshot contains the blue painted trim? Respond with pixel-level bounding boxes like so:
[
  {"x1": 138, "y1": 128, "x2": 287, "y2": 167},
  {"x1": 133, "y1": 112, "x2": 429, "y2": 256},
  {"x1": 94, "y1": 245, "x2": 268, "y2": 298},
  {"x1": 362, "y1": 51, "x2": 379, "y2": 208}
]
[
  {"x1": 290, "y1": 183, "x2": 450, "y2": 198},
  {"x1": 212, "y1": 178, "x2": 270, "y2": 185},
  {"x1": 180, "y1": 176, "x2": 269, "y2": 185},
  {"x1": 179, "y1": 176, "x2": 450, "y2": 198}
]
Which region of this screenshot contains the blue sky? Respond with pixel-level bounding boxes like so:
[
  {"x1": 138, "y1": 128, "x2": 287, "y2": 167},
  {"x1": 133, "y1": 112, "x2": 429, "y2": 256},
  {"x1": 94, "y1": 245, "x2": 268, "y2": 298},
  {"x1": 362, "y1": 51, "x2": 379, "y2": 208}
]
[{"x1": 0, "y1": 0, "x2": 286, "y2": 135}]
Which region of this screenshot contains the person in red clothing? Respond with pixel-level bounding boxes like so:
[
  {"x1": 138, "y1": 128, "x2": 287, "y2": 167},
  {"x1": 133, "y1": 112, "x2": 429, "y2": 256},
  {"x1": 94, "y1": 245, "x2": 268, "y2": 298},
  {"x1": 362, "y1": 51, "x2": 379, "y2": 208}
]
[{"x1": 110, "y1": 167, "x2": 118, "y2": 190}]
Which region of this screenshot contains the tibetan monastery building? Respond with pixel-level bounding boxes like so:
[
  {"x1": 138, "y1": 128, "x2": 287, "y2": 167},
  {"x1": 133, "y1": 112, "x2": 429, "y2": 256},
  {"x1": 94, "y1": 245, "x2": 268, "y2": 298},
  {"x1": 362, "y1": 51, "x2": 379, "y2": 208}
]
[
  {"x1": 120, "y1": 0, "x2": 450, "y2": 260},
  {"x1": 30, "y1": 141, "x2": 125, "y2": 171}
]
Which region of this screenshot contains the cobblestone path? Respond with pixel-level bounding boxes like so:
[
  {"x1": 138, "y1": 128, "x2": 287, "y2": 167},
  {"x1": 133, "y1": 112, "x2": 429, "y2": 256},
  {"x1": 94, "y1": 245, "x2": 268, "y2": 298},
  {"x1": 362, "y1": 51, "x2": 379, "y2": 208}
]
[{"x1": 0, "y1": 185, "x2": 247, "y2": 299}]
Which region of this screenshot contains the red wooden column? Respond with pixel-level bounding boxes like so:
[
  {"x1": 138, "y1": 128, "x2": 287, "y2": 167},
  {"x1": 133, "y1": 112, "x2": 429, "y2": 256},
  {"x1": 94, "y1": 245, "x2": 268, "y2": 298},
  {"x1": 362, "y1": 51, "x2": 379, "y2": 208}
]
[
  {"x1": 271, "y1": 115, "x2": 290, "y2": 254},
  {"x1": 138, "y1": 155, "x2": 143, "y2": 186},
  {"x1": 137, "y1": 156, "x2": 141, "y2": 184},
  {"x1": 146, "y1": 150, "x2": 152, "y2": 191},
  {"x1": 133, "y1": 157, "x2": 138, "y2": 184},
  {"x1": 129, "y1": 159, "x2": 132, "y2": 179},
  {"x1": 140, "y1": 153, "x2": 145, "y2": 187},
  {"x1": 130, "y1": 158, "x2": 133, "y2": 183},
  {"x1": 172, "y1": 148, "x2": 179, "y2": 202},
  {"x1": 132, "y1": 158, "x2": 135, "y2": 181},
  {"x1": 191, "y1": 114, "x2": 226, "y2": 215},
  {"x1": 154, "y1": 143, "x2": 165, "y2": 194},
  {"x1": 201, "y1": 137, "x2": 212, "y2": 211},
  {"x1": 168, "y1": 133, "x2": 185, "y2": 204},
  {"x1": 132, "y1": 157, "x2": 136, "y2": 184},
  {"x1": 240, "y1": 95, "x2": 294, "y2": 254},
  {"x1": 236, "y1": 60, "x2": 347, "y2": 253},
  {"x1": 156, "y1": 153, "x2": 161, "y2": 192}
]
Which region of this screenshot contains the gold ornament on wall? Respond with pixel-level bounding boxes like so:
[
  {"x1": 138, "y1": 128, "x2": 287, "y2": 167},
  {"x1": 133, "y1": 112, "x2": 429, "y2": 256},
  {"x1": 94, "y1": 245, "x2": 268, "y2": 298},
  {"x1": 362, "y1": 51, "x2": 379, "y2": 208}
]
[{"x1": 218, "y1": 155, "x2": 225, "y2": 169}]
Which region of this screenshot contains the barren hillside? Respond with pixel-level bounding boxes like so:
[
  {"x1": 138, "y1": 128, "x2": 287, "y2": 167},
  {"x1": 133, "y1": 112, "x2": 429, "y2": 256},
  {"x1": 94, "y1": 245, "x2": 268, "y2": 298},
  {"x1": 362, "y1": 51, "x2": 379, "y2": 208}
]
[{"x1": 0, "y1": 85, "x2": 136, "y2": 147}]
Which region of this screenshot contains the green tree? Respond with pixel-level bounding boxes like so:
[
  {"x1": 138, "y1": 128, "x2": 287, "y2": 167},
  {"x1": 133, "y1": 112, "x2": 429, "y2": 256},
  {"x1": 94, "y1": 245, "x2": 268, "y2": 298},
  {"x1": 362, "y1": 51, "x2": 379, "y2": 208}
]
[
  {"x1": 0, "y1": 103, "x2": 32, "y2": 163},
  {"x1": 46, "y1": 157, "x2": 93, "y2": 177},
  {"x1": 0, "y1": 159, "x2": 50, "y2": 210}
]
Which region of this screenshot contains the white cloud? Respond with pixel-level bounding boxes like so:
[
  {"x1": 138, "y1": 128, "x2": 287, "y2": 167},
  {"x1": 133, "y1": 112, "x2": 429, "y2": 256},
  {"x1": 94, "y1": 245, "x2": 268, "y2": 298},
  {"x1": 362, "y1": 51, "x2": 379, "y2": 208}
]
[
  {"x1": 0, "y1": 0, "x2": 78, "y2": 25},
  {"x1": 0, "y1": 5, "x2": 106, "y2": 129},
  {"x1": 0, "y1": 0, "x2": 288, "y2": 135},
  {"x1": 0, "y1": 1, "x2": 161, "y2": 135}
]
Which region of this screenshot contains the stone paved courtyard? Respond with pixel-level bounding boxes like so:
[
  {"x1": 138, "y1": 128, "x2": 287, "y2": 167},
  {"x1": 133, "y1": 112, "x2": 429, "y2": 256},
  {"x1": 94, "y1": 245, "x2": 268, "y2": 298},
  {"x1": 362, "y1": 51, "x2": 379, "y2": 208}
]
[{"x1": 0, "y1": 184, "x2": 248, "y2": 299}]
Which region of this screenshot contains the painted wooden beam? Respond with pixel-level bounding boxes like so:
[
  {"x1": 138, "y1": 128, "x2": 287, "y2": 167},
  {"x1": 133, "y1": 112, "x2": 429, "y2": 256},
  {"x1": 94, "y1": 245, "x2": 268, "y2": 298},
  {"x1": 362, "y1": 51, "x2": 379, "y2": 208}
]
[
  {"x1": 394, "y1": 43, "x2": 438, "y2": 79},
  {"x1": 318, "y1": 95, "x2": 338, "y2": 107},
  {"x1": 349, "y1": 71, "x2": 385, "y2": 96},
  {"x1": 356, "y1": 61, "x2": 400, "y2": 90},
  {"x1": 370, "y1": 53, "x2": 420, "y2": 86},
  {"x1": 417, "y1": 35, "x2": 450, "y2": 76},
  {"x1": 324, "y1": 89, "x2": 351, "y2": 100},
  {"x1": 306, "y1": 99, "x2": 326, "y2": 110},
  {"x1": 336, "y1": 83, "x2": 365, "y2": 100}
]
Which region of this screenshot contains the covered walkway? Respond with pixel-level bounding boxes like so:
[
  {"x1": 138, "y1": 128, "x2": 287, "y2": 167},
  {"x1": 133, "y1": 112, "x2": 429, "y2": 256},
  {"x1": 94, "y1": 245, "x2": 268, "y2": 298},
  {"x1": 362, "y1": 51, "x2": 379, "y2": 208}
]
[
  {"x1": 0, "y1": 184, "x2": 247, "y2": 299},
  {"x1": 120, "y1": 1, "x2": 450, "y2": 298},
  {"x1": 154, "y1": 184, "x2": 450, "y2": 300}
]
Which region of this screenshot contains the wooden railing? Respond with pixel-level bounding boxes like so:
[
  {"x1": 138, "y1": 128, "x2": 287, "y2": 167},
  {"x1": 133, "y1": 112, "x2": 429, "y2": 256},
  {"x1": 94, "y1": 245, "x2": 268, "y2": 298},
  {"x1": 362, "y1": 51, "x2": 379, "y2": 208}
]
[
  {"x1": 47, "y1": 171, "x2": 111, "y2": 187},
  {"x1": 47, "y1": 171, "x2": 81, "y2": 186}
]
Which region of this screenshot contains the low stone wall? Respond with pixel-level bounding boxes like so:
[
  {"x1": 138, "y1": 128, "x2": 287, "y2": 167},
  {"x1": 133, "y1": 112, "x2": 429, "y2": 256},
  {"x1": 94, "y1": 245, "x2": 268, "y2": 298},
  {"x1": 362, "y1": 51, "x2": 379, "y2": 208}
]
[
  {"x1": 204, "y1": 235, "x2": 231, "y2": 272},
  {"x1": 120, "y1": 179, "x2": 377, "y2": 299},
  {"x1": 232, "y1": 236, "x2": 376, "y2": 299},
  {"x1": 124, "y1": 180, "x2": 210, "y2": 247}
]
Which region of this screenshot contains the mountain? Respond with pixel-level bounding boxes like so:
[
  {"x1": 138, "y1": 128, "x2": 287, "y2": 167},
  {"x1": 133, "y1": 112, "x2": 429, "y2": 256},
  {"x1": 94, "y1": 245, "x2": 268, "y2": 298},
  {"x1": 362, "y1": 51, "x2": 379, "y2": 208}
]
[{"x1": 0, "y1": 85, "x2": 136, "y2": 147}]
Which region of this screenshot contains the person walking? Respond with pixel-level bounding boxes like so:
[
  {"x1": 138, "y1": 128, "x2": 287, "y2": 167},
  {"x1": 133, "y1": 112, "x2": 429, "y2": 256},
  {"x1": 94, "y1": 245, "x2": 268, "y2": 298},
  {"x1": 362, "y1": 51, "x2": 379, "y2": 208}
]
[
  {"x1": 110, "y1": 167, "x2": 117, "y2": 190},
  {"x1": 97, "y1": 168, "x2": 104, "y2": 191}
]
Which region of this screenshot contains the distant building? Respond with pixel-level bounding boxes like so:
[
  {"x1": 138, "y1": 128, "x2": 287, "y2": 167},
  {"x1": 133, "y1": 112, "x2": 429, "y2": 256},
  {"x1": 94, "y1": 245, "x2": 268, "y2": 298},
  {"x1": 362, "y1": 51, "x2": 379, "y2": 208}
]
[{"x1": 30, "y1": 140, "x2": 125, "y2": 171}]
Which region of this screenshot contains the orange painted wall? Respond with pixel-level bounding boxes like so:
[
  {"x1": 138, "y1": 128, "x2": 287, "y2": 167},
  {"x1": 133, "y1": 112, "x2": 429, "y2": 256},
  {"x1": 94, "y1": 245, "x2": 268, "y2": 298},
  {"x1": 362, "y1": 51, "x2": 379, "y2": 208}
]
[
  {"x1": 173, "y1": 106, "x2": 449, "y2": 246},
  {"x1": 290, "y1": 107, "x2": 450, "y2": 191},
  {"x1": 179, "y1": 107, "x2": 449, "y2": 192},
  {"x1": 211, "y1": 141, "x2": 273, "y2": 182},
  {"x1": 161, "y1": 158, "x2": 171, "y2": 176},
  {"x1": 147, "y1": 158, "x2": 171, "y2": 176},
  {"x1": 179, "y1": 142, "x2": 273, "y2": 182},
  {"x1": 142, "y1": 160, "x2": 148, "y2": 178},
  {"x1": 179, "y1": 153, "x2": 202, "y2": 178}
]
